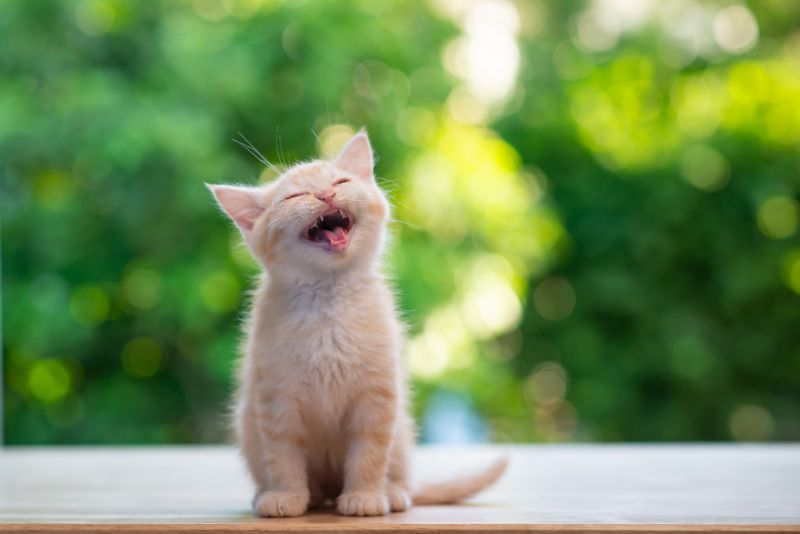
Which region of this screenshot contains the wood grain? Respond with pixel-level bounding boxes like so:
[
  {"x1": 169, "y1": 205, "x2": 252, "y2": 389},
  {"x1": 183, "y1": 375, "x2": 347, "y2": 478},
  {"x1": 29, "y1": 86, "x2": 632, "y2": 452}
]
[{"x1": 1, "y1": 445, "x2": 798, "y2": 533}]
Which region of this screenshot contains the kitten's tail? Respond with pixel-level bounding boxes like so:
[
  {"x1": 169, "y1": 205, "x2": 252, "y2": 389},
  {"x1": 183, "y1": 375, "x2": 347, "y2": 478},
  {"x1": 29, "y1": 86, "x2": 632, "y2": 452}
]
[{"x1": 411, "y1": 456, "x2": 509, "y2": 505}]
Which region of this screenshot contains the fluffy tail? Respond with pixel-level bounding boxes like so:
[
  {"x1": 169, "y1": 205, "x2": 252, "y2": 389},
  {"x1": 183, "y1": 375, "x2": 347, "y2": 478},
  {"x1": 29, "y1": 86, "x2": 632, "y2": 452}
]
[{"x1": 411, "y1": 456, "x2": 509, "y2": 505}]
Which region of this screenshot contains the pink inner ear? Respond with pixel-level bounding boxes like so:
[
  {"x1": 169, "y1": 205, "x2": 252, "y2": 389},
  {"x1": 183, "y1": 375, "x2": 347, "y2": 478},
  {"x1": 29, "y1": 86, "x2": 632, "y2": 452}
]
[
  {"x1": 209, "y1": 185, "x2": 264, "y2": 232},
  {"x1": 335, "y1": 132, "x2": 374, "y2": 180}
]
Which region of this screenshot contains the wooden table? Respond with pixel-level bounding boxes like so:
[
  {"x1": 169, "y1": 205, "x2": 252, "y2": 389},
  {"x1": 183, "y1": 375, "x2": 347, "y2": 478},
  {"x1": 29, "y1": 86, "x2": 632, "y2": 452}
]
[{"x1": 1, "y1": 445, "x2": 798, "y2": 533}]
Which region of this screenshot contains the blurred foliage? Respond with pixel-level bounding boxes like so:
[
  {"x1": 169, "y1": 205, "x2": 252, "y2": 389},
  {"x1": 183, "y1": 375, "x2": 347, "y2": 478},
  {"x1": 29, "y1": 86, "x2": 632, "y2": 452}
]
[{"x1": 2, "y1": 0, "x2": 799, "y2": 444}]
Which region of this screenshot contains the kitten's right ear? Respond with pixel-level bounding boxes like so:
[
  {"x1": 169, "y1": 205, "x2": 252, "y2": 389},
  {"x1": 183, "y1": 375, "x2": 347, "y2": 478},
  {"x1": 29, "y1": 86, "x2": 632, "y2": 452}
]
[
  {"x1": 206, "y1": 184, "x2": 264, "y2": 234},
  {"x1": 334, "y1": 130, "x2": 374, "y2": 181}
]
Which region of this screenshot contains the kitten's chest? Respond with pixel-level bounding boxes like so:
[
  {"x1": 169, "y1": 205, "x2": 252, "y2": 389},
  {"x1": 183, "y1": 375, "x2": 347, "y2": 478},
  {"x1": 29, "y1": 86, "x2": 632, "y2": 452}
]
[
  {"x1": 280, "y1": 289, "x2": 391, "y2": 416},
  {"x1": 254, "y1": 279, "x2": 396, "y2": 408},
  {"x1": 283, "y1": 311, "x2": 363, "y2": 424},
  {"x1": 279, "y1": 283, "x2": 379, "y2": 359}
]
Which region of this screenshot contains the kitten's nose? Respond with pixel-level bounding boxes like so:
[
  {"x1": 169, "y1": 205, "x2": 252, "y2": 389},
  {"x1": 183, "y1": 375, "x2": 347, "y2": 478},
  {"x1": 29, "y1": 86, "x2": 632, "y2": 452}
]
[{"x1": 316, "y1": 191, "x2": 336, "y2": 205}]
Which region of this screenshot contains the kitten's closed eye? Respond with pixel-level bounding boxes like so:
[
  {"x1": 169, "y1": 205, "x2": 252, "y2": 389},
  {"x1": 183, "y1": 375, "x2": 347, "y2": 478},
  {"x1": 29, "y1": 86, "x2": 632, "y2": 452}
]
[
  {"x1": 283, "y1": 192, "x2": 308, "y2": 202},
  {"x1": 333, "y1": 178, "x2": 350, "y2": 186}
]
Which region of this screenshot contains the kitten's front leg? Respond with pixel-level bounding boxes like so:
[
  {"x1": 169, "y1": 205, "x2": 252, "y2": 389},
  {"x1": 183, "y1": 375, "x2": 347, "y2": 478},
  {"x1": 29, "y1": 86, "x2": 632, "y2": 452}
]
[
  {"x1": 337, "y1": 389, "x2": 396, "y2": 517},
  {"x1": 252, "y1": 396, "x2": 310, "y2": 518}
]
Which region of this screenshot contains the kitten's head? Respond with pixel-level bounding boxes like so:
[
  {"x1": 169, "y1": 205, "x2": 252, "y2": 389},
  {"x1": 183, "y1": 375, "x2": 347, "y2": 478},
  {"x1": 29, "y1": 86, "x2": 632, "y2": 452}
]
[{"x1": 208, "y1": 131, "x2": 390, "y2": 277}]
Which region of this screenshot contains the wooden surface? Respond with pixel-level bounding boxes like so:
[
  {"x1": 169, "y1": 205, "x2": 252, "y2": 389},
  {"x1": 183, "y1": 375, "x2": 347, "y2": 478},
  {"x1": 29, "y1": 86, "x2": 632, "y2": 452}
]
[{"x1": 0, "y1": 445, "x2": 798, "y2": 533}]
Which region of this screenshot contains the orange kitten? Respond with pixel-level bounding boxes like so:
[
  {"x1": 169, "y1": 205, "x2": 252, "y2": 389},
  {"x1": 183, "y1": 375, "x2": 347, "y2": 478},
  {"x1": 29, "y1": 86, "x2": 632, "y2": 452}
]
[{"x1": 209, "y1": 131, "x2": 507, "y2": 517}]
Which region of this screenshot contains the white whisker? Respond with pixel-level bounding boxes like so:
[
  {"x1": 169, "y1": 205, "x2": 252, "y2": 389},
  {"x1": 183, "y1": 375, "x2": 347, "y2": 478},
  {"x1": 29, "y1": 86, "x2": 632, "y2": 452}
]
[{"x1": 234, "y1": 132, "x2": 281, "y2": 175}]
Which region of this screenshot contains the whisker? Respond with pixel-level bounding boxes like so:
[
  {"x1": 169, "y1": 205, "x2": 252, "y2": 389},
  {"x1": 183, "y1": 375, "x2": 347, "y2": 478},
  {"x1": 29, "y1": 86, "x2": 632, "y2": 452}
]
[
  {"x1": 310, "y1": 126, "x2": 322, "y2": 153},
  {"x1": 326, "y1": 100, "x2": 331, "y2": 131},
  {"x1": 275, "y1": 126, "x2": 287, "y2": 168},
  {"x1": 380, "y1": 182, "x2": 402, "y2": 194},
  {"x1": 234, "y1": 133, "x2": 281, "y2": 175},
  {"x1": 388, "y1": 218, "x2": 420, "y2": 231}
]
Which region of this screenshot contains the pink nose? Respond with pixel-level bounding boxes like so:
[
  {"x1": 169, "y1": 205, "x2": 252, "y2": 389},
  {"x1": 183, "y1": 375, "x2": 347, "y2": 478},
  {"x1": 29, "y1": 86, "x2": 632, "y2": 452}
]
[{"x1": 316, "y1": 191, "x2": 336, "y2": 204}]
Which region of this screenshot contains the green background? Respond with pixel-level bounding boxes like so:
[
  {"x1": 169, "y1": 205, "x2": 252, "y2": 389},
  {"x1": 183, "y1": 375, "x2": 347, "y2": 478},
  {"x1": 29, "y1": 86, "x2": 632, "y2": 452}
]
[{"x1": 2, "y1": 0, "x2": 799, "y2": 444}]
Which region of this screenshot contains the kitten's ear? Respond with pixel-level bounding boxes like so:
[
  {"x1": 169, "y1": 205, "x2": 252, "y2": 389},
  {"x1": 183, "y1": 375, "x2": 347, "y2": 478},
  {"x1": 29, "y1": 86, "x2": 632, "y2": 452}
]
[
  {"x1": 207, "y1": 184, "x2": 264, "y2": 234},
  {"x1": 334, "y1": 130, "x2": 374, "y2": 181}
]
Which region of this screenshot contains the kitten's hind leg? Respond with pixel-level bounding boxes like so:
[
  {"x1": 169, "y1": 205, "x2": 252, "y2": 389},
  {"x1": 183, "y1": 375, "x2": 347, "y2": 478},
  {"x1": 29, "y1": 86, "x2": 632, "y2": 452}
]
[
  {"x1": 307, "y1": 481, "x2": 326, "y2": 509},
  {"x1": 387, "y1": 482, "x2": 411, "y2": 512}
]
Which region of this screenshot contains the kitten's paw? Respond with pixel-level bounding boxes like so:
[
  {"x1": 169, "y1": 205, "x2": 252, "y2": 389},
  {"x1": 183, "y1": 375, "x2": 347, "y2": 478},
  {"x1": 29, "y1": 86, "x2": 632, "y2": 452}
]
[
  {"x1": 387, "y1": 484, "x2": 411, "y2": 512},
  {"x1": 254, "y1": 491, "x2": 309, "y2": 518},
  {"x1": 336, "y1": 491, "x2": 390, "y2": 516}
]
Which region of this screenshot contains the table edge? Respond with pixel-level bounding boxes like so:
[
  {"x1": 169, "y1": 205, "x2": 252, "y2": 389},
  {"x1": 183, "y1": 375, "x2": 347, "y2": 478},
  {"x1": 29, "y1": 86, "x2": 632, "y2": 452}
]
[{"x1": 1, "y1": 523, "x2": 798, "y2": 533}]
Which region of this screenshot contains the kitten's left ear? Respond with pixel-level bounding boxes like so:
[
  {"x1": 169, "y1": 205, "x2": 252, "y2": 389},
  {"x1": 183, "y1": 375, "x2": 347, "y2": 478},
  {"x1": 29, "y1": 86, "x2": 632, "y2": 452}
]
[
  {"x1": 334, "y1": 130, "x2": 374, "y2": 181},
  {"x1": 206, "y1": 184, "x2": 264, "y2": 235}
]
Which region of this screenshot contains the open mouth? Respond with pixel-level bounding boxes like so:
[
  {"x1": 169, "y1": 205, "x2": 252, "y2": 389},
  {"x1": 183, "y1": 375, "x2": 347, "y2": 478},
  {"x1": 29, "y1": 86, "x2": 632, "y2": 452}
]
[{"x1": 303, "y1": 208, "x2": 354, "y2": 252}]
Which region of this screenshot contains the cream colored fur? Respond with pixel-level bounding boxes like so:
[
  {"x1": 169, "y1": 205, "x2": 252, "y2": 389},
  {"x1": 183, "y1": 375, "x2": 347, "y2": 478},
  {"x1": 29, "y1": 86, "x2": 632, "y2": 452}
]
[{"x1": 208, "y1": 131, "x2": 507, "y2": 517}]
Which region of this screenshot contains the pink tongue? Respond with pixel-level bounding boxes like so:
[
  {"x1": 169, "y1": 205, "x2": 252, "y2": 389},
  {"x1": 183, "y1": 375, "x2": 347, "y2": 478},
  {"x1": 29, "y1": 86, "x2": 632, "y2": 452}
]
[{"x1": 323, "y1": 227, "x2": 348, "y2": 250}]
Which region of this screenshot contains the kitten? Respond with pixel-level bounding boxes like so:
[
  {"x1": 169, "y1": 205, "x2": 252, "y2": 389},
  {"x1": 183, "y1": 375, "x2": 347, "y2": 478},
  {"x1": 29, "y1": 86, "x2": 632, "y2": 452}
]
[{"x1": 208, "y1": 131, "x2": 507, "y2": 517}]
